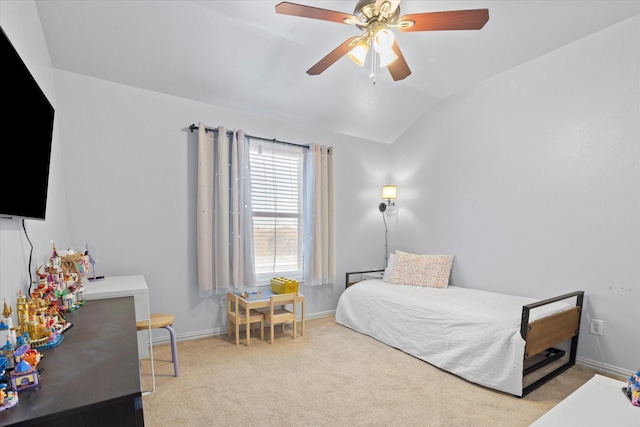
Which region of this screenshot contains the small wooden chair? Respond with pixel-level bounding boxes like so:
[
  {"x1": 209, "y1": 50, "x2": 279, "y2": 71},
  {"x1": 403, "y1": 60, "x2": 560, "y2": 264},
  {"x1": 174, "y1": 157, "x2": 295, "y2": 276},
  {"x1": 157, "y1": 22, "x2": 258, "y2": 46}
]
[
  {"x1": 227, "y1": 292, "x2": 264, "y2": 346},
  {"x1": 262, "y1": 293, "x2": 298, "y2": 344},
  {"x1": 136, "y1": 313, "x2": 179, "y2": 396}
]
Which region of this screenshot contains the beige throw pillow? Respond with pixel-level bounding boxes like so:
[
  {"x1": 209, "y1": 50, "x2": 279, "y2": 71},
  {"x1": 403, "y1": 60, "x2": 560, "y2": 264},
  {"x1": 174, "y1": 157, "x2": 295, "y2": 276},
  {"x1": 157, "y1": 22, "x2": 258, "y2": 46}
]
[{"x1": 389, "y1": 251, "x2": 454, "y2": 288}]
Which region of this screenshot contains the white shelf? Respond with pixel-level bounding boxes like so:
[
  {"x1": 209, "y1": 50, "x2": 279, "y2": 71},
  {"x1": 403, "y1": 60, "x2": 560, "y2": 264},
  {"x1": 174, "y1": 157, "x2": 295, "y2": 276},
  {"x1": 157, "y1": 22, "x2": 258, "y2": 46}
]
[
  {"x1": 83, "y1": 275, "x2": 150, "y2": 359},
  {"x1": 530, "y1": 374, "x2": 638, "y2": 426}
]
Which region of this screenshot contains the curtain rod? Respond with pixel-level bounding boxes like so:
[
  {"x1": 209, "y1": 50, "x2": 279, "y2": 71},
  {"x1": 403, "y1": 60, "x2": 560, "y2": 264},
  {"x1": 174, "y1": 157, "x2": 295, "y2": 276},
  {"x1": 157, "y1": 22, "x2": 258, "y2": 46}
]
[{"x1": 189, "y1": 124, "x2": 309, "y2": 150}]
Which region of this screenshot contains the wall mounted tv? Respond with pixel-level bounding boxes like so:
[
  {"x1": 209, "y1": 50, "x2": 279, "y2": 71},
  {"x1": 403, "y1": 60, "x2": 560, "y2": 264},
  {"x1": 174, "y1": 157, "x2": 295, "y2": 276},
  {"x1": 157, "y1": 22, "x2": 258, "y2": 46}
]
[{"x1": 0, "y1": 26, "x2": 55, "y2": 221}]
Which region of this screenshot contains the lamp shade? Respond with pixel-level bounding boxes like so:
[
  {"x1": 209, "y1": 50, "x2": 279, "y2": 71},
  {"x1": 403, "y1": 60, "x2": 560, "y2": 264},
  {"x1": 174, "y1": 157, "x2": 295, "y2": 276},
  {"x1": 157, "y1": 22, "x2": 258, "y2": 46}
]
[
  {"x1": 382, "y1": 185, "x2": 397, "y2": 200},
  {"x1": 373, "y1": 29, "x2": 397, "y2": 67},
  {"x1": 373, "y1": 29, "x2": 395, "y2": 52},
  {"x1": 348, "y1": 40, "x2": 370, "y2": 66},
  {"x1": 377, "y1": 48, "x2": 398, "y2": 67}
]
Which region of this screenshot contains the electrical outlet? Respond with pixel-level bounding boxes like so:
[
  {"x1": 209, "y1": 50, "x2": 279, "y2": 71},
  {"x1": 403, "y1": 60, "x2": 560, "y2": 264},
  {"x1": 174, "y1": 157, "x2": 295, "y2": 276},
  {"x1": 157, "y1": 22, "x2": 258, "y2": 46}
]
[
  {"x1": 220, "y1": 295, "x2": 227, "y2": 308},
  {"x1": 590, "y1": 319, "x2": 603, "y2": 335}
]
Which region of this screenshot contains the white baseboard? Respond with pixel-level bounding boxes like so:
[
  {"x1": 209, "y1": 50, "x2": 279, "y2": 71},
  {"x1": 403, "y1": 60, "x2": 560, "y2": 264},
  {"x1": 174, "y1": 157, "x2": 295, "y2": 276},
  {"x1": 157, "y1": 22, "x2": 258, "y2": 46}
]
[
  {"x1": 150, "y1": 311, "x2": 336, "y2": 346},
  {"x1": 576, "y1": 356, "x2": 630, "y2": 380}
]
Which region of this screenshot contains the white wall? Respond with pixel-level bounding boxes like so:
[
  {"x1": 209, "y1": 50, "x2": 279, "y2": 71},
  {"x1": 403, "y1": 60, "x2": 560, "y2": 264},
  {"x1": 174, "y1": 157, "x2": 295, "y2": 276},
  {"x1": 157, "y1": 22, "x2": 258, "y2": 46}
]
[
  {"x1": 0, "y1": 1, "x2": 70, "y2": 303},
  {"x1": 52, "y1": 69, "x2": 391, "y2": 338},
  {"x1": 390, "y1": 16, "x2": 640, "y2": 373}
]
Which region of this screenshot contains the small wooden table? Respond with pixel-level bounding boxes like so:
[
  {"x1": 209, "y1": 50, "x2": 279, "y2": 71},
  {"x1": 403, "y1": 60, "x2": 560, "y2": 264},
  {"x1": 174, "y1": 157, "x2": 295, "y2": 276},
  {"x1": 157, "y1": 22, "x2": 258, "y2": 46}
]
[{"x1": 233, "y1": 290, "x2": 305, "y2": 341}]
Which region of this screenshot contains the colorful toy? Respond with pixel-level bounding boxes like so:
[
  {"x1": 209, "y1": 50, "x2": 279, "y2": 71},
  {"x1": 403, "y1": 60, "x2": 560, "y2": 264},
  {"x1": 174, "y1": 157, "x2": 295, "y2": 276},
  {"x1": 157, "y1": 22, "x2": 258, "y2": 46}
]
[
  {"x1": 270, "y1": 276, "x2": 299, "y2": 294},
  {"x1": 240, "y1": 291, "x2": 263, "y2": 299},
  {"x1": 1, "y1": 340, "x2": 15, "y2": 370},
  {"x1": 22, "y1": 348, "x2": 42, "y2": 368},
  {"x1": 1, "y1": 301, "x2": 16, "y2": 347},
  {"x1": 15, "y1": 292, "x2": 66, "y2": 350},
  {"x1": 31, "y1": 243, "x2": 87, "y2": 317},
  {"x1": 10, "y1": 344, "x2": 39, "y2": 391},
  {"x1": 5, "y1": 245, "x2": 93, "y2": 352},
  {"x1": 0, "y1": 382, "x2": 18, "y2": 411}
]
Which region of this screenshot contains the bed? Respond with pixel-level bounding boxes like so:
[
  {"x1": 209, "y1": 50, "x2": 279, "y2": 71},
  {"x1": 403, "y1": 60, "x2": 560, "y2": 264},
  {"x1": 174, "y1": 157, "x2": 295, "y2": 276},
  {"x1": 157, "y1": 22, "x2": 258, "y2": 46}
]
[{"x1": 335, "y1": 252, "x2": 584, "y2": 397}]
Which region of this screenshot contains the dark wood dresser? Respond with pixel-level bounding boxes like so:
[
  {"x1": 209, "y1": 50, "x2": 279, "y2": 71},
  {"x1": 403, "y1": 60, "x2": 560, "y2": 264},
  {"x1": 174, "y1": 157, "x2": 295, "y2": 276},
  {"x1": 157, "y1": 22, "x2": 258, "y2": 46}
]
[{"x1": 0, "y1": 296, "x2": 144, "y2": 426}]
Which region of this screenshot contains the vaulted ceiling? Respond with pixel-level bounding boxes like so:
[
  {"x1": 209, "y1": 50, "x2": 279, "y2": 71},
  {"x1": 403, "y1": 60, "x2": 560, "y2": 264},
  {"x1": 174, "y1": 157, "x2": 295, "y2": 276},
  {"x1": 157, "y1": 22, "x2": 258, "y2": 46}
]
[{"x1": 35, "y1": 1, "x2": 640, "y2": 144}]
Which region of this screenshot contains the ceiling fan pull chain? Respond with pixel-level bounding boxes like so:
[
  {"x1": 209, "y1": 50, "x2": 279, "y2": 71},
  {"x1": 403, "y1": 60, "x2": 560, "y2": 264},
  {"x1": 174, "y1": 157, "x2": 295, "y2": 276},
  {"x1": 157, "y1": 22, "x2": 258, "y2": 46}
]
[{"x1": 369, "y1": 48, "x2": 376, "y2": 84}]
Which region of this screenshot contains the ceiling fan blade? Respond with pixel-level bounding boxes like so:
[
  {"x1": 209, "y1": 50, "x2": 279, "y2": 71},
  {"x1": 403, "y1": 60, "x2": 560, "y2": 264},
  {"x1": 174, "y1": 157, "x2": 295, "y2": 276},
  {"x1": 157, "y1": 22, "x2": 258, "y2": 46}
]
[
  {"x1": 275, "y1": 2, "x2": 358, "y2": 24},
  {"x1": 307, "y1": 36, "x2": 360, "y2": 75},
  {"x1": 386, "y1": 41, "x2": 411, "y2": 81},
  {"x1": 398, "y1": 9, "x2": 489, "y2": 32}
]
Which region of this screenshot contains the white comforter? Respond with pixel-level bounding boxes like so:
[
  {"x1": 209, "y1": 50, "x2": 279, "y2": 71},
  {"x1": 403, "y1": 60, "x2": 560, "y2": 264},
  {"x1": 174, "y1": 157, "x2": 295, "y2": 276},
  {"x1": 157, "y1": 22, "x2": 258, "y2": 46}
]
[{"x1": 335, "y1": 280, "x2": 571, "y2": 396}]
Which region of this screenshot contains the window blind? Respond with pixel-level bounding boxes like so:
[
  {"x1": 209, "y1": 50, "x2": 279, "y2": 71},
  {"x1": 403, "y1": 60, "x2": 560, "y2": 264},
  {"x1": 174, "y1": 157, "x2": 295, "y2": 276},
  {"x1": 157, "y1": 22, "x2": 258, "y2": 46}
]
[{"x1": 249, "y1": 141, "x2": 304, "y2": 282}]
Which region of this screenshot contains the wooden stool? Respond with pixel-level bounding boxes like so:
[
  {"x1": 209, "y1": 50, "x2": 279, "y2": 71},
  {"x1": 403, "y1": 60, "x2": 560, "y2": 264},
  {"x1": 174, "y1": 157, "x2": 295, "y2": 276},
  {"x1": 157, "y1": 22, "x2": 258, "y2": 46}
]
[{"x1": 136, "y1": 314, "x2": 179, "y2": 395}]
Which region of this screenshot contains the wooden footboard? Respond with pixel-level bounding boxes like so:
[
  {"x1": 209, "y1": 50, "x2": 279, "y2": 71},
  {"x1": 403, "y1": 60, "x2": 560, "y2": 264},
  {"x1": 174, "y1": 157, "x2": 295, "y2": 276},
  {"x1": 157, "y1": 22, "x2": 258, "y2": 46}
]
[{"x1": 520, "y1": 290, "x2": 584, "y2": 397}]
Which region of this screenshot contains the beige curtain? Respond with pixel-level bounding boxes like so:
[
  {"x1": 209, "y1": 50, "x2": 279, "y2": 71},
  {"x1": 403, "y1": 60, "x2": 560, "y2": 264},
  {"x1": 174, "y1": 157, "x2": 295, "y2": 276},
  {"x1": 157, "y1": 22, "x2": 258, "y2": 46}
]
[
  {"x1": 197, "y1": 123, "x2": 255, "y2": 296},
  {"x1": 303, "y1": 144, "x2": 335, "y2": 285}
]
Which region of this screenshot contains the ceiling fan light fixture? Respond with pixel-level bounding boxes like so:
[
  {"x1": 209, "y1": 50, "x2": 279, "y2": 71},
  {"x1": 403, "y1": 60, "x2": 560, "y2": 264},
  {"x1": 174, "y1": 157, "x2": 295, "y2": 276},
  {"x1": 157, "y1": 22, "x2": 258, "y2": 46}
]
[
  {"x1": 372, "y1": 28, "x2": 397, "y2": 67},
  {"x1": 276, "y1": 1, "x2": 490, "y2": 81},
  {"x1": 373, "y1": 28, "x2": 394, "y2": 52},
  {"x1": 377, "y1": 47, "x2": 398, "y2": 67},
  {"x1": 348, "y1": 39, "x2": 370, "y2": 66}
]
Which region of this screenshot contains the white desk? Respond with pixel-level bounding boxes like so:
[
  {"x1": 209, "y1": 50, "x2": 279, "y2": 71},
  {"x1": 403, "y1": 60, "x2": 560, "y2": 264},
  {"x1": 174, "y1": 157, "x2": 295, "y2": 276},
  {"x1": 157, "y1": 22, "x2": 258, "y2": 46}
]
[
  {"x1": 82, "y1": 275, "x2": 150, "y2": 358},
  {"x1": 530, "y1": 374, "x2": 639, "y2": 426}
]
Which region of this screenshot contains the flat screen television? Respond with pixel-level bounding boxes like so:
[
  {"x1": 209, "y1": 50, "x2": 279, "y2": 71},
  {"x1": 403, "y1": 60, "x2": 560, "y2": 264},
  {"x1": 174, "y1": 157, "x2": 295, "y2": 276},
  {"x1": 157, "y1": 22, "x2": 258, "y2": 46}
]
[{"x1": 0, "y1": 25, "x2": 55, "y2": 221}]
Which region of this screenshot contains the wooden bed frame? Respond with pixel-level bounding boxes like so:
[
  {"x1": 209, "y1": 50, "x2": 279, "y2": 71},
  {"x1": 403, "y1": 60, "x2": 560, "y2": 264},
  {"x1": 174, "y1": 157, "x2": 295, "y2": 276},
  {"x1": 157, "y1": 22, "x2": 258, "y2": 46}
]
[{"x1": 345, "y1": 271, "x2": 584, "y2": 397}]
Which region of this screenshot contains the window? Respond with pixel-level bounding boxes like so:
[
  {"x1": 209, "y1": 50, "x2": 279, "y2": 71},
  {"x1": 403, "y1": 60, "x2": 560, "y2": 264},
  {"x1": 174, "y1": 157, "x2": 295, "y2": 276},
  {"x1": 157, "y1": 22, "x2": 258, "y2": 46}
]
[
  {"x1": 197, "y1": 125, "x2": 332, "y2": 296},
  {"x1": 248, "y1": 140, "x2": 305, "y2": 284}
]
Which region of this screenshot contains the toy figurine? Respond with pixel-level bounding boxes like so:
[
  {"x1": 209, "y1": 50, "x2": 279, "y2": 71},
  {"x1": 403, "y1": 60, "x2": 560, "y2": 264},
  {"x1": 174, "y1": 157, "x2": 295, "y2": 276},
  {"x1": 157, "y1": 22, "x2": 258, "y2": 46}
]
[
  {"x1": 22, "y1": 348, "x2": 42, "y2": 368},
  {"x1": 0, "y1": 382, "x2": 18, "y2": 411},
  {"x1": 10, "y1": 347, "x2": 39, "y2": 391},
  {"x1": 1, "y1": 300, "x2": 16, "y2": 347},
  {"x1": 1, "y1": 340, "x2": 15, "y2": 369}
]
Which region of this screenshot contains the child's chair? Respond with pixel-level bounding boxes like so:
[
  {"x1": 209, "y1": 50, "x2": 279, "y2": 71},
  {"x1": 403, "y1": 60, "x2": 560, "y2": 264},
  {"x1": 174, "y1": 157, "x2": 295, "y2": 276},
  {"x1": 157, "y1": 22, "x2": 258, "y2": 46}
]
[
  {"x1": 262, "y1": 293, "x2": 298, "y2": 344},
  {"x1": 227, "y1": 292, "x2": 264, "y2": 346}
]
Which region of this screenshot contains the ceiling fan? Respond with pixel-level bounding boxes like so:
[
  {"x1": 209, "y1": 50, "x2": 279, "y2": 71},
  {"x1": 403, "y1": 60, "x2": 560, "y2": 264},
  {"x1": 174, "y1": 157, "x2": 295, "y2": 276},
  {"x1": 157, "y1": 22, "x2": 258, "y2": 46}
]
[{"x1": 275, "y1": 0, "x2": 489, "y2": 81}]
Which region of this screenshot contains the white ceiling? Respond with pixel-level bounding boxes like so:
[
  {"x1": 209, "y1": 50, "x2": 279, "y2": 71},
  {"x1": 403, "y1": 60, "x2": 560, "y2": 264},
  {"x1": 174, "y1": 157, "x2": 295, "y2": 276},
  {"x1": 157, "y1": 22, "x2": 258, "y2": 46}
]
[{"x1": 35, "y1": 1, "x2": 640, "y2": 144}]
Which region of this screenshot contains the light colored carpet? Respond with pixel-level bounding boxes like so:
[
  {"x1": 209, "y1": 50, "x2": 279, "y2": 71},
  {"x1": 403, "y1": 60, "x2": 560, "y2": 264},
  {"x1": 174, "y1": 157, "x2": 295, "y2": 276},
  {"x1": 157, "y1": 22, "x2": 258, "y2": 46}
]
[{"x1": 140, "y1": 316, "x2": 611, "y2": 426}]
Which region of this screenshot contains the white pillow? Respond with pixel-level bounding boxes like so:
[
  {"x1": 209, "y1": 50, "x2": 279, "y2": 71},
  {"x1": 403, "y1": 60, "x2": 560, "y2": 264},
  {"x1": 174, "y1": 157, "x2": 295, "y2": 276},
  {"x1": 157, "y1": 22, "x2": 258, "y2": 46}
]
[
  {"x1": 382, "y1": 252, "x2": 395, "y2": 282},
  {"x1": 389, "y1": 250, "x2": 454, "y2": 288}
]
